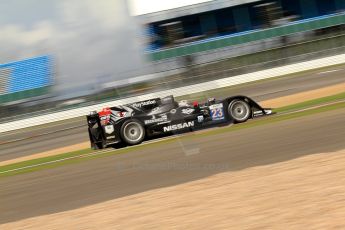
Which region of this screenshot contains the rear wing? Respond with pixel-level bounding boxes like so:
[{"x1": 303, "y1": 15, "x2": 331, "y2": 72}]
[{"x1": 86, "y1": 112, "x2": 102, "y2": 128}]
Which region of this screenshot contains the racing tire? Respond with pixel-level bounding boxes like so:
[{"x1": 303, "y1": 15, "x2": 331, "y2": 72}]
[
  {"x1": 120, "y1": 119, "x2": 145, "y2": 145},
  {"x1": 228, "y1": 99, "x2": 251, "y2": 123}
]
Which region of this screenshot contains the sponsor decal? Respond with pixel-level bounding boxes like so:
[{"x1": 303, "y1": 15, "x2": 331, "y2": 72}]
[
  {"x1": 131, "y1": 100, "x2": 156, "y2": 108},
  {"x1": 181, "y1": 108, "x2": 194, "y2": 114},
  {"x1": 157, "y1": 121, "x2": 170, "y2": 125},
  {"x1": 104, "y1": 125, "x2": 114, "y2": 134},
  {"x1": 99, "y1": 108, "x2": 112, "y2": 125},
  {"x1": 107, "y1": 135, "x2": 116, "y2": 139},
  {"x1": 110, "y1": 110, "x2": 130, "y2": 122},
  {"x1": 100, "y1": 115, "x2": 110, "y2": 120},
  {"x1": 163, "y1": 121, "x2": 194, "y2": 132},
  {"x1": 178, "y1": 100, "x2": 189, "y2": 107},
  {"x1": 253, "y1": 111, "x2": 263, "y2": 117},
  {"x1": 100, "y1": 115, "x2": 111, "y2": 125},
  {"x1": 209, "y1": 103, "x2": 225, "y2": 120},
  {"x1": 197, "y1": 115, "x2": 204, "y2": 123},
  {"x1": 149, "y1": 107, "x2": 161, "y2": 114},
  {"x1": 144, "y1": 114, "x2": 168, "y2": 125}
]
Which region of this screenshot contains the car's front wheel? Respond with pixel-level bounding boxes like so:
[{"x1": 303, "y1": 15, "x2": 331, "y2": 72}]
[
  {"x1": 120, "y1": 119, "x2": 145, "y2": 145},
  {"x1": 228, "y1": 99, "x2": 251, "y2": 123}
]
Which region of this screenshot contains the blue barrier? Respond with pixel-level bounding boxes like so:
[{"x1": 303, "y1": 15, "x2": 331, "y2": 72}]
[{"x1": 0, "y1": 56, "x2": 53, "y2": 103}]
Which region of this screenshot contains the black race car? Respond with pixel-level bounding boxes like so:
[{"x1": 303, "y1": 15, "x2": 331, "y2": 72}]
[{"x1": 86, "y1": 95, "x2": 273, "y2": 149}]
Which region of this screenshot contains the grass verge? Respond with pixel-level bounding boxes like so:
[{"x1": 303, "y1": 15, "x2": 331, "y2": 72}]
[
  {"x1": 0, "y1": 100, "x2": 344, "y2": 178},
  {"x1": 274, "y1": 91, "x2": 345, "y2": 113}
]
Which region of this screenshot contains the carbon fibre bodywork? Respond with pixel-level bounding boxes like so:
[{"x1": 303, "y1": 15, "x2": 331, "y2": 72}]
[{"x1": 86, "y1": 95, "x2": 273, "y2": 149}]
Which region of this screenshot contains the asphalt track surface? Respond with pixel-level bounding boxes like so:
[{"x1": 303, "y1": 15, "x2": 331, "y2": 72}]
[
  {"x1": 1, "y1": 108, "x2": 344, "y2": 224},
  {"x1": 1, "y1": 65, "x2": 345, "y2": 162}
]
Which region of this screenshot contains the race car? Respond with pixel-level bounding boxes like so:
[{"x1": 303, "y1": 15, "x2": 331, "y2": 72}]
[{"x1": 86, "y1": 95, "x2": 273, "y2": 149}]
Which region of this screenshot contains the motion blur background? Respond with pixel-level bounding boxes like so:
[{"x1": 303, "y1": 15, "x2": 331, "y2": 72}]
[{"x1": 1, "y1": 0, "x2": 345, "y2": 120}]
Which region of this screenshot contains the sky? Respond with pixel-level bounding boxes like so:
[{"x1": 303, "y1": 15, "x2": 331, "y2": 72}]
[
  {"x1": 0, "y1": 0, "x2": 215, "y2": 98},
  {"x1": 128, "y1": 0, "x2": 212, "y2": 16},
  {"x1": 0, "y1": 0, "x2": 148, "y2": 97}
]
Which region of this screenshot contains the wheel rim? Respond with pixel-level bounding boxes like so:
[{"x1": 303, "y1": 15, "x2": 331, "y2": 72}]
[
  {"x1": 123, "y1": 122, "x2": 144, "y2": 143},
  {"x1": 230, "y1": 101, "x2": 250, "y2": 121}
]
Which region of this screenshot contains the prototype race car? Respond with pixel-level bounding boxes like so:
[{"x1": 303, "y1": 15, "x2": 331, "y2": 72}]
[{"x1": 86, "y1": 95, "x2": 273, "y2": 149}]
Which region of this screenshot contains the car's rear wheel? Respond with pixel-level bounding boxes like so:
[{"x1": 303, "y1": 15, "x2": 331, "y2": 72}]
[
  {"x1": 228, "y1": 99, "x2": 251, "y2": 123},
  {"x1": 120, "y1": 119, "x2": 145, "y2": 145}
]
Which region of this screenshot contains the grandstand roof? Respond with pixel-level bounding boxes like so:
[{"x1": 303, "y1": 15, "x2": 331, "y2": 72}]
[{"x1": 138, "y1": 0, "x2": 263, "y2": 23}]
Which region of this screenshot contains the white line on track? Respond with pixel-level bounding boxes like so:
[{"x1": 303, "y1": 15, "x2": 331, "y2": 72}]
[
  {"x1": 0, "y1": 124, "x2": 84, "y2": 146},
  {"x1": 317, "y1": 69, "x2": 344, "y2": 75},
  {"x1": 0, "y1": 149, "x2": 113, "y2": 174},
  {"x1": 0, "y1": 155, "x2": 84, "y2": 174},
  {"x1": 0, "y1": 135, "x2": 183, "y2": 174}
]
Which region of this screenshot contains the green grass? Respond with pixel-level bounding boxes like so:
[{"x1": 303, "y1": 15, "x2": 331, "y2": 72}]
[
  {"x1": 0, "y1": 139, "x2": 178, "y2": 177},
  {"x1": 0, "y1": 100, "x2": 344, "y2": 178},
  {"x1": 275, "y1": 91, "x2": 345, "y2": 113},
  {"x1": 0, "y1": 149, "x2": 92, "y2": 173}
]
